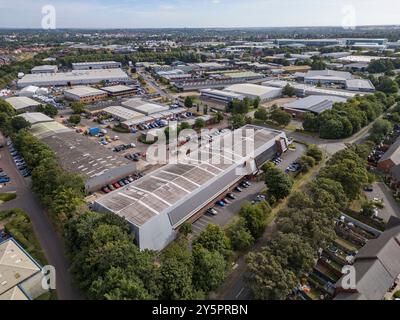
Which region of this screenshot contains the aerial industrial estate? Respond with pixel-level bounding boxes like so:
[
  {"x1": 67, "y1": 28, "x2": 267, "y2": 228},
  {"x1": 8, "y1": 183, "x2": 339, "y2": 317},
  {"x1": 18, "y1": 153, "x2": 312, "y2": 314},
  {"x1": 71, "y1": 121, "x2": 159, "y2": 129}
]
[{"x1": 1, "y1": 4, "x2": 400, "y2": 307}]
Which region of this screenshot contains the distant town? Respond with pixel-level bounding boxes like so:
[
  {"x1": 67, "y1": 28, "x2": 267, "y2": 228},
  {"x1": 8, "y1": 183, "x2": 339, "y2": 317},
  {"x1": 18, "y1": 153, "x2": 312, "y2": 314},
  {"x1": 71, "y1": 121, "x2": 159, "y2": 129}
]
[{"x1": 1, "y1": 25, "x2": 400, "y2": 303}]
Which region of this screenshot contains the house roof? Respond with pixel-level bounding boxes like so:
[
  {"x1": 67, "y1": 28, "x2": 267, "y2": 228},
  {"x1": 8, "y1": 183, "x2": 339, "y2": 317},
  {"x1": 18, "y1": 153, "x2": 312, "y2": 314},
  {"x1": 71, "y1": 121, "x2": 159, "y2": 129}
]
[
  {"x1": 335, "y1": 217, "x2": 400, "y2": 300},
  {"x1": 0, "y1": 239, "x2": 41, "y2": 296},
  {"x1": 379, "y1": 138, "x2": 400, "y2": 165}
]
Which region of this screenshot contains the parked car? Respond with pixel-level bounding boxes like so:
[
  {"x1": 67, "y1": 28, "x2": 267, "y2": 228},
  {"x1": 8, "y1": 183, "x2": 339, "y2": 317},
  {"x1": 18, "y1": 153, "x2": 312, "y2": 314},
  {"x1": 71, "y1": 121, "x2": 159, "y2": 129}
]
[
  {"x1": 235, "y1": 186, "x2": 243, "y2": 192},
  {"x1": 216, "y1": 200, "x2": 225, "y2": 207},
  {"x1": 102, "y1": 187, "x2": 111, "y2": 194},
  {"x1": 227, "y1": 193, "x2": 236, "y2": 200},
  {"x1": 0, "y1": 177, "x2": 10, "y2": 183},
  {"x1": 364, "y1": 186, "x2": 374, "y2": 192},
  {"x1": 240, "y1": 182, "x2": 250, "y2": 188},
  {"x1": 206, "y1": 208, "x2": 218, "y2": 216},
  {"x1": 113, "y1": 182, "x2": 121, "y2": 189}
]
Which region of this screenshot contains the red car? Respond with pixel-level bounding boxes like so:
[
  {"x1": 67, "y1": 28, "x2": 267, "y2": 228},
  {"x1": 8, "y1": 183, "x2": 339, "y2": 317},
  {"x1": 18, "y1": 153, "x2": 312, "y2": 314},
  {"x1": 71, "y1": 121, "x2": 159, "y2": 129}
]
[{"x1": 113, "y1": 182, "x2": 121, "y2": 189}]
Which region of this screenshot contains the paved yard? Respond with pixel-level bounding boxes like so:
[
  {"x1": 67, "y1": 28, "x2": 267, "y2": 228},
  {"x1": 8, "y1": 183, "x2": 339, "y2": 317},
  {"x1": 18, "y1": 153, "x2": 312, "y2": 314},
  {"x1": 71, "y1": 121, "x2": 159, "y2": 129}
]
[{"x1": 365, "y1": 182, "x2": 400, "y2": 221}]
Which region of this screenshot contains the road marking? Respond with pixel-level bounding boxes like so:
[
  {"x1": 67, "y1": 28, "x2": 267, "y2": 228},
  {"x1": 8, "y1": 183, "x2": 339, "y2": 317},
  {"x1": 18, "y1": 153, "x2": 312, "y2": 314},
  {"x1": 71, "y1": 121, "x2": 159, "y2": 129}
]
[{"x1": 235, "y1": 288, "x2": 245, "y2": 299}]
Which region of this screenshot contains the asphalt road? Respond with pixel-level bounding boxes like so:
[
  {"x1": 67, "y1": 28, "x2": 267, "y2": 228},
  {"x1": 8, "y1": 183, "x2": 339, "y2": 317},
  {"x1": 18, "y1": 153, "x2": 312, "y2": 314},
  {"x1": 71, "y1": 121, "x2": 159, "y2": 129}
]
[{"x1": 0, "y1": 134, "x2": 83, "y2": 300}]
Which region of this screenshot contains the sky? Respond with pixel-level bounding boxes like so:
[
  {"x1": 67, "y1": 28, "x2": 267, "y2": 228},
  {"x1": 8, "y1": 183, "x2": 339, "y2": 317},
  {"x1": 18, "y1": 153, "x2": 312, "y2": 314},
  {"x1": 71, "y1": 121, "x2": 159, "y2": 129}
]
[{"x1": 1, "y1": 0, "x2": 400, "y2": 29}]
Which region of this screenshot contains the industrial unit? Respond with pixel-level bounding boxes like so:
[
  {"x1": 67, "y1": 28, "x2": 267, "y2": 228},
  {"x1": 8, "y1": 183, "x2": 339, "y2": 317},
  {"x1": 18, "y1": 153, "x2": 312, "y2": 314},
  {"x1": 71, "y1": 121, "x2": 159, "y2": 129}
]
[
  {"x1": 101, "y1": 85, "x2": 138, "y2": 97},
  {"x1": 122, "y1": 98, "x2": 170, "y2": 115},
  {"x1": 200, "y1": 88, "x2": 245, "y2": 103},
  {"x1": 102, "y1": 106, "x2": 145, "y2": 122},
  {"x1": 93, "y1": 125, "x2": 289, "y2": 251},
  {"x1": 283, "y1": 95, "x2": 347, "y2": 117},
  {"x1": 4, "y1": 96, "x2": 41, "y2": 112},
  {"x1": 224, "y1": 83, "x2": 282, "y2": 101},
  {"x1": 63, "y1": 86, "x2": 108, "y2": 103},
  {"x1": 28, "y1": 118, "x2": 136, "y2": 192},
  {"x1": 31, "y1": 65, "x2": 58, "y2": 74},
  {"x1": 345, "y1": 79, "x2": 376, "y2": 92},
  {"x1": 295, "y1": 70, "x2": 353, "y2": 85},
  {"x1": 17, "y1": 69, "x2": 131, "y2": 88},
  {"x1": 262, "y1": 80, "x2": 359, "y2": 99},
  {"x1": 72, "y1": 61, "x2": 122, "y2": 70}
]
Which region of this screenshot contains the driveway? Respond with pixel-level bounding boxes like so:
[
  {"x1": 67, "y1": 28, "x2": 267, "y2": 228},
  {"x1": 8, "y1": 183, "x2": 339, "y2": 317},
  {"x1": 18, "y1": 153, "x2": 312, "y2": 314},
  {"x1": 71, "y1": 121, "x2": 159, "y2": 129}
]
[
  {"x1": 0, "y1": 134, "x2": 83, "y2": 300},
  {"x1": 365, "y1": 182, "x2": 400, "y2": 222}
]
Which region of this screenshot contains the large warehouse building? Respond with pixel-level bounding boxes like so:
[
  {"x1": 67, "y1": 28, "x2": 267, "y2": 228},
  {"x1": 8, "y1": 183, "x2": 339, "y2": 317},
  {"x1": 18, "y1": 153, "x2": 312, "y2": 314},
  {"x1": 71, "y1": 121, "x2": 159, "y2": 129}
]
[
  {"x1": 283, "y1": 95, "x2": 347, "y2": 118},
  {"x1": 200, "y1": 88, "x2": 245, "y2": 103},
  {"x1": 224, "y1": 83, "x2": 282, "y2": 101},
  {"x1": 122, "y1": 98, "x2": 170, "y2": 115},
  {"x1": 28, "y1": 117, "x2": 136, "y2": 192},
  {"x1": 17, "y1": 69, "x2": 131, "y2": 88},
  {"x1": 93, "y1": 125, "x2": 289, "y2": 251},
  {"x1": 64, "y1": 86, "x2": 108, "y2": 103},
  {"x1": 72, "y1": 61, "x2": 122, "y2": 70}
]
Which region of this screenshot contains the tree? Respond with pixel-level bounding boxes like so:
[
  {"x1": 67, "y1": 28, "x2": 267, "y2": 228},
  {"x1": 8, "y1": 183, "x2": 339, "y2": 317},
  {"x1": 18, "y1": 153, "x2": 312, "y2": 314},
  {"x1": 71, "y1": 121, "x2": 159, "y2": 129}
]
[
  {"x1": 239, "y1": 201, "x2": 271, "y2": 239},
  {"x1": 265, "y1": 232, "x2": 316, "y2": 276},
  {"x1": 298, "y1": 155, "x2": 316, "y2": 173},
  {"x1": 227, "y1": 99, "x2": 250, "y2": 114},
  {"x1": 246, "y1": 252, "x2": 297, "y2": 300},
  {"x1": 180, "y1": 222, "x2": 192, "y2": 237},
  {"x1": 254, "y1": 108, "x2": 268, "y2": 121},
  {"x1": 306, "y1": 144, "x2": 323, "y2": 163},
  {"x1": 70, "y1": 102, "x2": 85, "y2": 114},
  {"x1": 36, "y1": 104, "x2": 58, "y2": 118},
  {"x1": 229, "y1": 114, "x2": 246, "y2": 129},
  {"x1": 310, "y1": 178, "x2": 348, "y2": 209},
  {"x1": 311, "y1": 58, "x2": 326, "y2": 70},
  {"x1": 282, "y1": 84, "x2": 296, "y2": 97},
  {"x1": 276, "y1": 208, "x2": 336, "y2": 250},
  {"x1": 319, "y1": 157, "x2": 369, "y2": 200},
  {"x1": 270, "y1": 108, "x2": 291, "y2": 127},
  {"x1": 194, "y1": 118, "x2": 206, "y2": 129},
  {"x1": 302, "y1": 112, "x2": 319, "y2": 132},
  {"x1": 253, "y1": 97, "x2": 261, "y2": 108},
  {"x1": 227, "y1": 218, "x2": 255, "y2": 251},
  {"x1": 179, "y1": 122, "x2": 191, "y2": 130},
  {"x1": 376, "y1": 77, "x2": 399, "y2": 94},
  {"x1": 192, "y1": 245, "x2": 226, "y2": 292},
  {"x1": 184, "y1": 96, "x2": 194, "y2": 109},
  {"x1": 10, "y1": 116, "x2": 31, "y2": 132},
  {"x1": 69, "y1": 115, "x2": 81, "y2": 125},
  {"x1": 213, "y1": 112, "x2": 224, "y2": 123},
  {"x1": 263, "y1": 162, "x2": 293, "y2": 200},
  {"x1": 369, "y1": 119, "x2": 393, "y2": 143},
  {"x1": 193, "y1": 224, "x2": 232, "y2": 259},
  {"x1": 89, "y1": 267, "x2": 153, "y2": 300},
  {"x1": 160, "y1": 239, "x2": 195, "y2": 300},
  {"x1": 319, "y1": 118, "x2": 343, "y2": 139}
]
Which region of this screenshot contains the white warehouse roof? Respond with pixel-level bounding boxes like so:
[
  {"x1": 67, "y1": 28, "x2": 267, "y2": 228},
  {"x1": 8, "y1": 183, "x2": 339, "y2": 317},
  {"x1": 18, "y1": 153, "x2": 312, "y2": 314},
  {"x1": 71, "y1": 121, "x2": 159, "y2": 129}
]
[
  {"x1": 64, "y1": 86, "x2": 106, "y2": 98},
  {"x1": 224, "y1": 83, "x2": 281, "y2": 99},
  {"x1": 122, "y1": 98, "x2": 170, "y2": 115},
  {"x1": 18, "y1": 69, "x2": 130, "y2": 88},
  {"x1": 4, "y1": 96, "x2": 41, "y2": 111},
  {"x1": 19, "y1": 112, "x2": 54, "y2": 125},
  {"x1": 103, "y1": 106, "x2": 145, "y2": 121}
]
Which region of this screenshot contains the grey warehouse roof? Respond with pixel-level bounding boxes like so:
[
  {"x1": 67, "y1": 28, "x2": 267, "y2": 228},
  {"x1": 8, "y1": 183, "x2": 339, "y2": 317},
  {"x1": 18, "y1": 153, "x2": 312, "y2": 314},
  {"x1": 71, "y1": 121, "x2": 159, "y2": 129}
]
[
  {"x1": 283, "y1": 95, "x2": 347, "y2": 114},
  {"x1": 4, "y1": 96, "x2": 41, "y2": 111},
  {"x1": 95, "y1": 125, "x2": 282, "y2": 228},
  {"x1": 41, "y1": 131, "x2": 135, "y2": 180}
]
